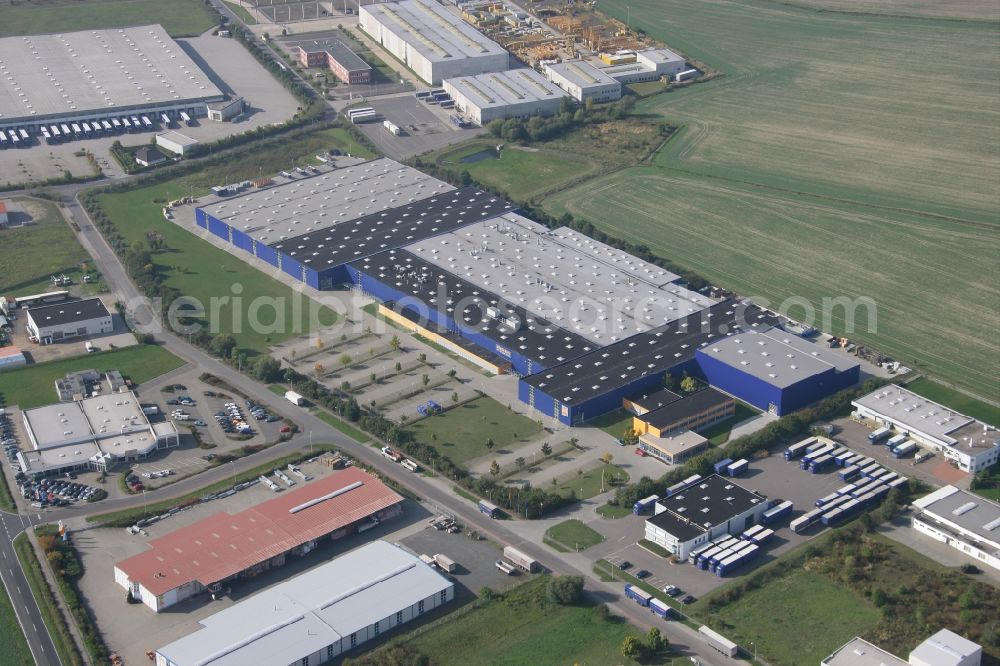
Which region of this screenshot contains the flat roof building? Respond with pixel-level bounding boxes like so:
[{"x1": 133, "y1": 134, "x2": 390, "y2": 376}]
[
  {"x1": 852, "y1": 385, "x2": 999, "y2": 473},
  {"x1": 632, "y1": 387, "x2": 735, "y2": 440},
  {"x1": 543, "y1": 60, "x2": 622, "y2": 103},
  {"x1": 0, "y1": 345, "x2": 26, "y2": 371},
  {"x1": 25, "y1": 297, "x2": 112, "y2": 344},
  {"x1": 911, "y1": 486, "x2": 1000, "y2": 572},
  {"x1": 635, "y1": 48, "x2": 687, "y2": 76},
  {"x1": 443, "y1": 68, "x2": 566, "y2": 125},
  {"x1": 115, "y1": 467, "x2": 405, "y2": 612},
  {"x1": 359, "y1": 0, "x2": 508, "y2": 84},
  {"x1": 155, "y1": 130, "x2": 198, "y2": 156},
  {"x1": 644, "y1": 474, "x2": 768, "y2": 559},
  {"x1": 638, "y1": 429, "x2": 709, "y2": 466},
  {"x1": 696, "y1": 327, "x2": 860, "y2": 416},
  {"x1": 298, "y1": 37, "x2": 373, "y2": 85},
  {"x1": 0, "y1": 25, "x2": 224, "y2": 131},
  {"x1": 18, "y1": 389, "x2": 178, "y2": 476},
  {"x1": 153, "y1": 541, "x2": 454, "y2": 666},
  {"x1": 823, "y1": 630, "x2": 981, "y2": 666}
]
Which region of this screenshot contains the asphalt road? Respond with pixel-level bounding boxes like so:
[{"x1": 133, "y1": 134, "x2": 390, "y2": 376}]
[{"x1": 0, "y1": 510, "x2": 60, "y2": 666}]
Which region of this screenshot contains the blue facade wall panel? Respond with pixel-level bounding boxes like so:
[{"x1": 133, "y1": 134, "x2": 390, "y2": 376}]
[
  {"x1": 304, "y1": 267, "x2": 320, "y2": 290},
  {"x1": 282, "y1": 255, "x2": 303, "y2": 280},
  {"x1": 207, "y1": 215, "x2": 230, "y2": 241},
  {"x1": 255, "y1": 243, "x2": 279, "y2": 268},
  {"x1": 231, "y1": 228, "x2": 253, "y2": 254},
  {"x1": 195, "y1": 208, "x2": 208, "y2": 229},
  {"x1": 780, "y1": 366, "x2": 859, "y2": 414},
  {"x1": 572, "y1": 372, "x2": 665, "y2": 425},
  {"x1": 321, "y1": 265, "x2": 351, "y2": 287},
  {"x1": 695, "y1": 349, "x2": 785, "y2": 414}
]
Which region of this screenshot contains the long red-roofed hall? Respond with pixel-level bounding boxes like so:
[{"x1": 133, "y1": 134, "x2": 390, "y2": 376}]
[{"x1": 114, "y1": 467, "x2": 404, "y2": 612}]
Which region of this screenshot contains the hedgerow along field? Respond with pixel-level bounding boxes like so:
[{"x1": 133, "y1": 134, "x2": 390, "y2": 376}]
[{"x1": 543, "y1": 0, "x2": 1000, "y2": 398}]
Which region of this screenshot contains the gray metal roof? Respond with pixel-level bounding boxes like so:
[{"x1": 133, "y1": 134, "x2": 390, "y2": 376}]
[
  {"x1": 647, "y1": 474, "x2": 765, "y2": 541},
  {"x1": 699, "y1": 327, "x2": 858, "y2": 388},
  {"x1": 156, "y1": 541, "x2": 452, "y2": 666},
  {"x1": 197, "y1": 158, "x2": 453, "y2": 246},
  {"x1": 26, "y1": 297, "x2": 109, "y2": 328},
  {"x1": 405, "y1": 213, "x2": 711, "y2": 344},
  {"x1": 852, "y1": 384, "x2": 997, "y2": 450},
  {"x1": 298, "y1": 37, "x2": 371, "y2": 73},
  {"x1": 444, "y1": 68, "x2": 564, "y2": 110},
  {"x1": 913, "y1": 485, "x2": 1000, "y2": 550},
  {"x1": 0, "y1": 25, "x2": 223, "y2": 124},
  {"x1": 361, "y1": 0, "x2": 507, "y2": 64},
  {"x1": 544, "y1": 60, "x2": 620, "y2": 90},
  {"x1": 909, "y1": 629, "x2": 982, "y2": 666},
  {"x1": 822, "y1": 637, "x2": 908, "y2": 666}
]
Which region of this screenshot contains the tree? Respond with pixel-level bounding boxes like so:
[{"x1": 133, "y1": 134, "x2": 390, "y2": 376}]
[
  {"x1": 871, "y1": 587, "x2": 888, "y2": 607},
  {"x1": 516, "y1": 456, "x2": 526, "y2": 470},
  {"x1": 370, "y1": 372, "x2": 377, "y2": 384},
  {"x1": 547, "y1": 575, "x2": 583, "y2": 604},
  {"x1": 647, "y1": 626, "x2": 667, "y2": 652},
  {"x1": 395, "y1": 361, "x2": 402, "y2": 372},
  {"x1": 389, "y1": 335, "x2": 401, "y2": 351},
  {"x1": 251, "y1": 356, "x2": 282, "y2": 383},
  {"x1": 315, "y1": 362, "x2": 326, "y2": 375},
  {"x1": 417, "y1": 352, "x2": 427, "y2": 363},
  {"x1": 451, "y1": 391, "x2": 459, "y2": 403},
  {"x1": 486, "y1": 118, "x2": 505, "y2": 137},
  {"x1": 490, "y1": 460, "x2": 501, "y2": 476},
  {"x1": 621, "y1": 636, "x2": 644, "y2": 659},
  {"x1": 621, "y1": 427, "x2": 639, "y2": 447},
  {"x1": 680, "y1": 375, "x2": 698, "y2": 394},
  {"x1": 339, "y1": 353, "x2": 352, "y2": 368},
  {"x1": 485, "y1": 437, "x2": 495, "y2": 450},
  {"x1": 600, "y1": 452, "x2": 614, "y2": 465},
  {"x1": 541, "y1": 442, "x2": 552, "y2": 456},
  {"x1": 422, "y1": 373, "x2": 430, "y2": 387}
]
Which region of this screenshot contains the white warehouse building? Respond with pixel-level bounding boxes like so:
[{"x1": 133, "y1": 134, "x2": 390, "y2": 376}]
[
  {"x1": 543, "y1": 60, "x2": 621, "y2": 103},
  {"x1": 154, "y1": 541, "x2": 454, "y2": 666},
  {"x1": 359, "y1": 0, "x2": 508, "y2": 84},
  {"x1": 444, "y1": 68, "x2": 566, "y2": 125},
  {"x1": 636, "y1": 47, "x2": 688, "y2": 76},
  {"x1": 26, "y1": 298, "x2": 112, "y2": 344},
  {"x1": 852, "y1": 384, "x2": 999, "y2": 473},
  {"x1": 911, "y1": 486, "x2": 1000, "y2": 572}
]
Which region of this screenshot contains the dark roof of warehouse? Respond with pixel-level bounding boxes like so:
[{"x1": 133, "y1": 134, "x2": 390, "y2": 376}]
[
  {"x1": 522, "y1": 299, "x2": 780, "y2": 405},
  {"x1": 647, "y1": 474, "x2": 766, "y2": 541},
  {"x1": 272, "y1": 187, "x2": 514, "y2": 271},
  {"x1": 352, "y1": 249, "x2": 596, "y2": 368},
  {"x1": 627, "y1": 387, "x2": 683, "y2": 413},
  {"x1": 300, "y1": 37, "x2": 372, "y2": 73},
  {"x1": 27, "y1": 298, "x2": 110, "y2": 328},
  {"x1": 638, "y1": 387, "x2": 733, "y2": 430}
]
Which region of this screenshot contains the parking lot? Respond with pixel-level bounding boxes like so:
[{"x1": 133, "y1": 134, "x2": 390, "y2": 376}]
[
  {"x1": 357, "y1": 95, "x2": 484, "y2": 160},
  {"x1": 5, "y1": 298, "x2": 138, "y2": 365},
  {"x1": 579, "y1": 448, "x2": 866, "y2": 600}
]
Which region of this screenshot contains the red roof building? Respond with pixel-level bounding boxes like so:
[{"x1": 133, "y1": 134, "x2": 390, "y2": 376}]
[{"x1": 113, "y1": 467, "x2": 404, "y2": 611}]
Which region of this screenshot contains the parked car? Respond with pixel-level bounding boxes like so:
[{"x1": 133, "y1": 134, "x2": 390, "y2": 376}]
[
  {"x1": 682, "y1": 595, "x2": 696, "y2": 605},
  {"x1": 279, "y1": 425, "x2": 291, "y2": 433},
  {"x1": 636, "y1": 569, "x2": 651, "y2": 579},
  {"x1": 618, "y1": 561, "x2": 632, "y2": 570},
  {"x1": 165, "y1": 399, "x2": 179, "y2": 405}
]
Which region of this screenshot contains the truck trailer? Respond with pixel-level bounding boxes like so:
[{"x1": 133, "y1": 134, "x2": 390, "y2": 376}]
[
  {"x1": 699, "y1": 626, "x2": 739, "y2": 657},
  {"x1": 761, "y1": 500, "x2": 793, "y2": 525},
  {"x1": 868, "y1": 427, "x2": 892, "y2": 444},
  {"x1": 633, "y1": 494, "x2": 660, "y2": 515},
  {"x1": 503, "y1": 546, "x2": 538, "y2": 573},
  {"x1": 624, "y1": 584, "x2": 652, "y2": 607},
  {"x1": 892, "y1": 440, "x2": 917, "y2": 458},
  {"x1": 727, "y1": 459, "x2": 749, "y2": 477},
  {"x1": 713, "y1": 458, "x2": 733, "y2": 474}
]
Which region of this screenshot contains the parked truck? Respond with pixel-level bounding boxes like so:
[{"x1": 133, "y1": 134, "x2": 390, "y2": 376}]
[
  {"x1": 624, "y1": 584, "x2": 652, "y2": 607},
  {"x1": 886, "y1": 433, "x2": 908, "y2": 449},
  {"x1": 503, "y1": 546, "x2": 538, "y2": 573},
  {"x1": 699, "y1": 625, "x2": 739, "y2": 657},
  {"x1": 713, "y1": 458, "x2": 733, "y2": 474},
  {"x1": 784, "y1": 437, "x2": 816, "y2": 460},
  {"x1": 478, "y1": 499, "x2": 499, "y2": 518},
  {"x1": 285, "y1": 390, "x2": 305, "y2": 406},
  {"x1": 868, "y1": 427, "x2": 892, "y2": 444},
  {"x1": 726, "y1": 459, "x2": 749, "y2": 477},
  {"x1": 434, "y1": 554, "x2": 457, "y2": 573},
  {"x1": 633, "y1": 494, "x2": 660, "y2": 515},
  {"x1": 892, "y1": 440, "x2": 917, "y2": 458},
  {"x1": 761, "y1": 500, "x2": 793, "y2": 525}
]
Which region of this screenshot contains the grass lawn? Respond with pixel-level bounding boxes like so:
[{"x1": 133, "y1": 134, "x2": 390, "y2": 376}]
[
  {"x1": 543, "y1": 0, "x2": 1000, "y2": 398},
  {"x1": 700, "y1": 402, "x2": 759, "y2": 446},
  {"x1": 13, "y1": 534, "x2": 82, "y2": 666},
  {"x1": 403, "y1": 577, "x2": 645, "y2": 666},
  {"x1": 597, "y1": 502, "x2": 632, "y2": 519},
  {"x1": 0, "y1": 345, "x2": 185, "y2": 410},
  {"x1": 223, "y1": 0, "x2": 257, "y2": 24},
  {"x1": 404, "y1": 397, "x2": 542, "y2": 466},
  {"x1": 904, "y1": 377, "x2": 1000, "y2": 425},
  {"x1": 0, "y1": 0, "x2": 218, "y2": 37},
  {"x1": 311, "y1": 408, "x2": 370, "y2": 443},
  {"x1": 93, "y1": 128, "x2": 373, "y2": 354},
  {"x1": 0, "y1": 198, "x2": 90, "y2": 297},
  {"x1": 0, "y1": 564, "x2": 33, "y2": 666},
  {"x1": 551, "y1": 463, "x2": 629, "y2": 500},
  {"x1": 588, "y1": 408, "x2": 633, "y2": 441},
  {"x1": 546, "y1": 519, "x2": 605, "y2": 551},
  {"x1": 708, "y1": 569, "x2": 879, "y2": 665}
]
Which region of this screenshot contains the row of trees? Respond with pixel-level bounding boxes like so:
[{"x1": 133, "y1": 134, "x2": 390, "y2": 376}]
[{"x1": 484, "y1": 96, "x2": 637, "y2": 144}]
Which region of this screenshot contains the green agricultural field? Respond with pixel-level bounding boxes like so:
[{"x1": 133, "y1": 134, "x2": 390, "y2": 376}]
[
  {"x1": 93, "y1": 128, "x2": 372, "y2": 354},
  {"x1": 0, "y1": 0, "x2": 219, "y2": 38},
  {"x1": 223, "y1": 1, "x2": 257, "y2": 24},
  {"x1": 403, "y1": 577, "x2": 644, "y2": 666},
  {"x1": 0, "y1": 345, "x2": 185, "y2": 410},
  {"x1": 404, "y1": 397, "x2": 542, "y2": 466},
  {"x1": 0, "y1": 198, "x2": 90, "y2": 297},
  {"x1": 904, "y1": 378, "x2": 1000, "y2": 425},
  {"x1": 541, "y1": 0, "x2": 1000, "y2": 398},
  {"x1": 709, "y1": 569, "x2": 879, "y2": 665},
  {"x1": 546, "y1": 519, "x2": 605, "y2": 551}
]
